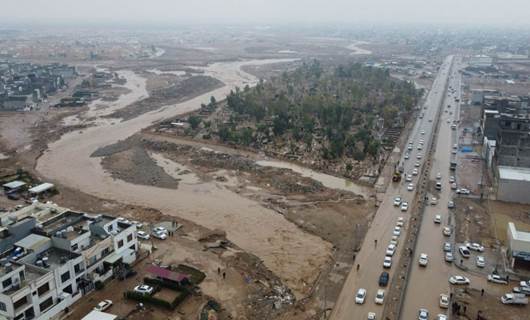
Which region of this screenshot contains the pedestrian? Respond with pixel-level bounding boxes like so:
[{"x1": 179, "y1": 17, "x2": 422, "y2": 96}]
[
  {"x1": 464, "y1": 305, "x2": 467, "y2": 314},
  {"x1": 481, "y1": 288, "x2": 484, "y2": 296},
  {"x1": 507, "y1": 275, "x2": 510, "y2": 282},
  {"x1": 217, "y1": 267, "x2": 221, "y2": 275},
  {"x1": 460, "y1": 259, "x2": 463, "y2": 265},
  {"x1": 450, "y1": 293, "x2": 453, "y2": 300},
  {"x1": 374, "y1": 239, "x2": 378, "y2": 247},
  {"x1": 357, "y1": 264, "x2": 360, "y2": 271},
  {"x1": 222, "y1": 272, "x2": 226, "y2": 279}
]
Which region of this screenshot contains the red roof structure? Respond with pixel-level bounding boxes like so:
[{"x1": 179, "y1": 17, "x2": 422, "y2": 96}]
[{"x1": 145, "y1": 265, "x2": 190, "y2": 283}]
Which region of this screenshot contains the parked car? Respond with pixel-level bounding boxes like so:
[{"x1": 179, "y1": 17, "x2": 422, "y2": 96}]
[
  {"x1": 445, "y1": 252, "x2": 454, "y2": 263},
  {"x1": 476, "y1": 256, "x2": 486, "y2": 268},
  {"x1": 419, "y1": 253, "x2": 429, "y2": 267},
  {"x1": 412, "y1": 168, "x2": 419, "y2": 175},
  {"x1": 436, "y1": 315, "x2": 448, "y2": 320},
  {"x1": 458, "y1": 246, "x2": 470, "y2": 258},
  {"x1": 436, "y1": 172, "x2": 442, "y2": 180},
  {"x1": 447, "y1": 201, "x2": 455, "y2": 209},
  {"x1": 415, "y1": 162, "x2": 421, "y2": 167},
  {"x1": 430, "y1": 197, "x2": 438, "y2": 205},
  {"x1": 407, "y1": 183, "x2": 414, "y2": 191},
  {"x1": 418, "y1": 308, "x2": 429, "y2": 320},
  {"x1": 134, "y1": 285, "x2": 154, "y2": 295},
  {"x1": 435, "y1": 182, "x2": 442, "y2": 190},
  {"x1": 396, "y1": 216, "x2": 405, "y2": 227},
  {"x1": 400, "y1": 202, "x2": 409, "y2": 212},
  {"x1": 512, "y1": 286, "x2": 530, "y2": 295},
  {"x1": 443, "y1": 227, "x2": 452, "y2": 236},
  {"x1": 406, "y1": 174, "x2": 413, "y2": 182},
  {"x1": 386, "y1": 244, "x2": 397, "y2": 256},
  {"x1": 383, "y1": 256, "x2": 392, "y2": 268},
  {"x1": 466, "y1": 242, "x2": 485, "y2": 252},
  {"x1": 434, "y1": 215, "x2": 442, "y2": 224},
  {"x1": 451, "y1": 183, "x2": 457, "y2": 190},
  {"x1": 153, "y1": 226, "x2": 167, "y2": 234},
  {"x1": 136, "y1": 231, "x2": 150, "y2": 240},
  {"x1": 379, "y1": 272, "x2": 389, "y2": 287},
  {"x1": 487, "y1": 274, "x2": 508, "y2": 285},
  {"x1": 520, "y1": 280, "x2": 530, "y2": 287},
  {"x1": 368, "y1": 312, "x2": 376, "y2": 320},
  {"x1": 355, "y1": 288, "x2": 367, "y2": 304},
  {"x1": 375, "y1": 289, "x2": 385, "y2": 304},
  {"x1": 393, "y1": 226, "x2": 401, "y2": 236},
  {"x1": 94, "y1": 300, "x2": 113, "y2": 312},
  {"x1": 404, "y1": 153, "x2": 410, "y2": 160},
  {"x1": 152, "y1": 230, "x2": 167, "y2": 240},
  {"x1": 449, "y1": 176, "x2": 455, "y2": 183},
  {"x1": 393, "y1": 196, "x2": 402, "y2": 206},
  {"x1": 443, "y1": 242, "x2": 452, "y2": 252},
  {"x1": 501, "y1": 293, "x2": 528, "y2": 305},
  {"x1": 439, "y1": 294, "x2": 449, "y2": 309},
  {"x1": 449, "y1": 275, "x2": 470, "y2": 285}
]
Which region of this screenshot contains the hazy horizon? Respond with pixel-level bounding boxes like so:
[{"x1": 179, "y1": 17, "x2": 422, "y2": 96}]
[{"x1": 1, "y1": 0, "x2": 529, "y2": 27}]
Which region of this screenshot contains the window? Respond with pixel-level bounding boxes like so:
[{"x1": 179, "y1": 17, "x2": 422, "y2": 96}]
[
  {"x1": 71, "y1": 243, "x2": 78, "y2": 251},
  {"x1": 37, "y1": 283, "x2": 50, "y2": 296},
  {"x1": 74, "y1": 263, "x2": 84, "y2": 274},
  {"x1": 129, "y1": 244, "x2": 136, "y2": 251},
  {"x1": 2, "y1": 277, "x2": 12, "y2": 289},
  {"x1": 13, "y1": 296, "x2": 27, "y2": 310},
  {"x1": 19, "y1": 271, "x2": 25, "y2": 281},
  {"x1": 39, "y1": 297, "x2": 53, "y2": 313},
  {"x1": 117, "y1": 240, "x2": 124, "y2": 248},
  {"x1": 61, "y1": 271, "x2": 71, "y2": 283},
  {"x1": 0, "y1": 302, "x2": 6, "y2": 311},
  {"x1": 127, "y1": 234, "x2": 133, "y2": 242},
  {"x1": 63, "y1": 285, "x2": 72, "y2": 294}
]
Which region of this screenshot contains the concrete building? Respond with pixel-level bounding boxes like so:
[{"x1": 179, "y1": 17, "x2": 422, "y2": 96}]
[
  {"x1": 497, "y1": 166, "x2": 530, "y2": 204},
  {"x1": 495, "y1": 114, "x2": 530, "y2": 168},
  {"x1": 507, "y1": 222, "x2": 530, "y2": 269},
  {"x1": 469, "y1": 54, "x2": 494, "y2": 68}
]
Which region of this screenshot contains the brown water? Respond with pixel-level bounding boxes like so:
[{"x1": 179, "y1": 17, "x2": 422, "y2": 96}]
[{"x1": 37, "y1": 58, "x2": 331, "y2": 297}]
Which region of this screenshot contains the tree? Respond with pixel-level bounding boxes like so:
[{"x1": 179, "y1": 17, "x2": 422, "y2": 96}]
[{"x1": 188, "y1": 115, "x2": 201, "y2": 130}]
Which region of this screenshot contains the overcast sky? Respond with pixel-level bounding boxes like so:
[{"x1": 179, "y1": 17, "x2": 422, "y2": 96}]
[{"x1": 1, "y1": 0, "x2": 528, "y2": 26}]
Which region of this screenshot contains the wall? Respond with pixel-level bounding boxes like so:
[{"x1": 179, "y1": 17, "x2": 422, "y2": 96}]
[{"x1": 498, "y1": 177, "x2": 530, "y2": 204}]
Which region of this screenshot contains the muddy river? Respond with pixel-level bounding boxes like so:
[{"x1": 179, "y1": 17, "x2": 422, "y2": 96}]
[{"x1": 37, "y1": 58, "x2": 331, "y2": 297}]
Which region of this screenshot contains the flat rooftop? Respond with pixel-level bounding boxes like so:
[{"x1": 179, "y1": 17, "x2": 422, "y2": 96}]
[{"x1": 498, "y1": 166, "x2": 530, "y2": 182}]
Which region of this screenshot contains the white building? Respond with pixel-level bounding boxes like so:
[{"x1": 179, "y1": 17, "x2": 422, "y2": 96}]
[
  {"x1": 469, "y1": 54, "x2": 493, "y2": 68},
  {"x1": 497, "y1": 166, "x2": 530, "y2": 204},
  {"x1": 507, "y1": 222, "x2": 530, "y2": 269}
]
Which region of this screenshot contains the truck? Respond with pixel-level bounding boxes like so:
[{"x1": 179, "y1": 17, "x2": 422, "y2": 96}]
[
  {"x1": 392, "y1": 171, "x2": 402, "y2": 182},
  {"x1": 501, "y1": 293, "x2": 528, "y2": 305}
]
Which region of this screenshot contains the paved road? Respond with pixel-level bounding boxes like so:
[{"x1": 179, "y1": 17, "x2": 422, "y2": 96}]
[{"x1": 329, "y1": 56, "x2": 455, "y2": 320}]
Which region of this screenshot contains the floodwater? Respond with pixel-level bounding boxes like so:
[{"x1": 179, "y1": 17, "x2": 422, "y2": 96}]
[
  {"x1": 37, "y1": 58, "x2": 330, "y2": 297},
  {"x1": 146, "y1": 69, "x2": 187, "y2": 77},
  {"x1": 347, "y1": 41, "x2": 372, "y2": 55},
  {"x1": 149, "y1": 152, "x2": 201, "y2": 184},
  {"x1": 256, "y1": 160, "x2": 371, "y2": 198}
]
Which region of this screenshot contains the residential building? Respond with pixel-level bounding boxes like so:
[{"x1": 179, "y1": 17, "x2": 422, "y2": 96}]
[{"x1": 507, "y1": 222, "x2": 530, "y2": 269}]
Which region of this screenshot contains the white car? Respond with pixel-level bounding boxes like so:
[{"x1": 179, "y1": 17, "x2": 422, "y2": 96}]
[
  {"x1": 132, "y1": 220, "x2": 143, "y2": 228},
  {"x1": 408, "y1": 144, "x2": 413, "y2": 151},
  {"x1": 412, "y1": 168, "x2": 419, "y2": 176},
  {"x1": 476, "y1": 256, "x2": 486, "y2": 268},
  {"x1": 449, "y1": 176, "x2": 455, "y2": 183},
  {"x1": 400, "y1": 202, "x2": 409, "y2": 212},
  {"x1": 466, "y1": 242, "x2": 485, "y2": 252},
  {"x1": 459, "y1": 246, "x2": 470, "y2": 258},
  {"x1": 393, "y1": 196, "x2": 402, "y2": 206},
  {"x1": 368, "y1": 312, "x2": 376, "y2": 320},
  {"x1": 436, "y1": 172, "x2": 442, "y2": 180},
  {"x1": 439, "y1": 294, "x2": 449, "y2": 308},
  {"x1": 434, "y1": 215, "x2": 441, "y2": 224},
  {"x1": 451, "y1": 182, "x2": 457, "y2": 190},
  {"x1": 443, "y1": 242, "x2": 452, "y2": 252},
  {"x1": 421, "y1": 130, "x2": 425, "y2": 135},
  {"x1": 418, "y1": 309, "x2": 429, "y2": 320},
  {"x1": 386, "y1": 244, "x2": 397, "y2": 256},
  {"x1": 393, "y1": 226, "x2": 401, "y2": 236},
  {"x1": 406, "y1": 174, "x2": 413, "y2": 182},
  {"x1": 520, "y1": 280, "x2": 530, "y2": 287},
  {"x1": 375, "y1": 289, "x2": 385, "y2": 304},
  {"x1": 416, "y1": 153, "x2": 423, "y2": 159},
  {"x1": 443, "y1": 227, "x2": 452, "y2": 236},
  {"x1": 404, "y1": 153, "x2": 410, "y2": 160},
  {"x1": 447, "y1": 201, "x2": 455, "y2": 209},
  {"x1": 407, "y1": 183, "x2": 414, "y2": 191},
  {"x1": 414, "y1": 162, "x2": 421, "y2": 167},
  {"x1": 417, "y1": 145, "x2": 423, "y2": 150},
  {"x1": 134, "y1": 285, "x2": 155, "y2": 295},
  {"x1": 419, "y1": 253, "x2": 428, "y2": 267},
  {"x1": 383, "y1": 256, "x2": 392, "y2": 268},
  {"x1": 430, "y1": 197, "x2": 437, "y2": 205},
  {"x1": 449, "y1": 275, "x2": 470, "y2": 285},
  {"x1": 153, "y1": 226, "x2": 167, "y2": 234},
  {"x1": 152, "y1": 230, "x2": 168, "y2": 240},
  {"x1": 487, "y1": 274, "x2": 508, "y2": 284},
  {"x1": 137, "y1": 231, "x2": 150, "y2": 240},
  {"x1": 355, "y1": 288, "x2": 367, "y2": 304},
  {"x1": 436, "y1": 315, "x2": 448, "y2": 320},
  {"x1": 445, "y1": 252, "x2": 454, "y2": 262},
  {"x1": 397, "y1": 216, "x2": 405, "y2": 226},
  {"x1": 94, "y1": 300, "x2": 113, "y2": 312}
]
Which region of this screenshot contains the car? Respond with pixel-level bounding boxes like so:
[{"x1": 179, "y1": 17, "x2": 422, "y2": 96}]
[
  {"x1": 429, "y1": 119, "x2": 433, "y2": 122},
  {"x1": 153, "y1": 226, "x2": 167, "y2": 234},
  {"x1": 450, "y1": 182, "x2": 457, "y2": 190},
  {"x1": 434, "y1": 215, "x2": 442, "y2": 224},
  {"x1": 443, "y1": 226, "x2": 452, "y2": 236},
  {"x1": 94, "y1": 300, "x2": 113, "y2": 312},
  {"x1": 520, "y1": 280, "x2": 530, "y2": 287},
  {"x1": 375, "y1": 289, "x2": 385, "y2": 304},
  {"x1": 386, "y1": 244, "x2": 397, "y2": 256},
  {"x1": 436, "y1": 172, "x2": 442, "y2": 180},
  {"x1": 435, "y1": 181, "x2": 442, "y2": 190},
  {"x1": 430, "y1": 197, "x2": 438, "y2": 205},
  {"x1": 408, "y1": 144, "x2": 413, "y2": 150},
  {"x1": 449, "y1": 176, "x2": 455, "y2": 183},
  {"x1": 476, "y1": 256, "x2": 486, "y2": 268},
  {"x1": 136, "y1": 231, "x2": 150, "y2": 240},
  {"x1": 383, "y1": 256, "x2": 392, "y2": 268},
  {"x1": 443, "y1": 242, "x2": 452, "y2": 252},
  {"x1": 445, "y1": 252, "x2": 454, "y2": 262},
  {"x1": 458, "y1": 246, "x2": 470, "y2": 258},
  {"x1": 400, "y1": 202, "x2": 409, "y2": 212},
  {"x1": 152, "y1": 230, "x2": 168, "y2": 240},
  {"x1": 466, "y1": 242, "x2": 485, "y2": 252},
  {"x1": 451, "y1": 149, "x2": 457, "y2": 155},
  {"x1": 439, "y1": 294, "x2": 449, "y2": 308},
  {"x1": 397, "y1": 216, "x2": 405, "y2": 226},
  {"x1": 134, "y1": 285, "x2": 155, "y2": 295},
  {"x1": 414, "y1": 162, "x2": 421, "y2": 167},
  {"x1": 418, "y1": 308, "x2": 429, "y2": 320},
  {"x1": 406, "y1": 174, "x2": 413, "y2": 182},
  {"x1": 404, "y1": 153, "x2": 410, "y2": 159},
  {"x1": 487, "y1": 274, "x2": 509, "y2": 285},
  {"x1": 393, "y1": 226, "x2": 401, "y2": 236},
  {"x1": 417, "y1": 153, "x2": 423, "y2": 159},
  {"x1": 417, "y1": 145, "x2": 423, "y2": 150},
  {"x1": 407, "y1": 183, "x2": 414, "y2": 191},
  {"x1": 412, "y1": 168, "x2": 419, "y2": 175},
  {"x1": 132, "y1": 220, "x2": 143, "y2": 228},
  {"x1": 379, "y1": 271, "x2": 389, "y2": 287},
  {"x1": 436, "y1": 315, "x2": 448, "y2": 320},
  {"x1": 459, "y1": 188, "x2": 471, "y2": 195},
  {"x1": 421, "y1": 130, "x2": 425, "y2": 135},
  {"x1": 368, "y1": 312, "x2": 376, "y2": 320},
  {"x1": 447, "y1": 201, "x2": 455, "y2": 209},
  {"x1": 393, "y1": 196, "x2": 402, "y2": 206},
  {"x1": 355, "y1": 288, "x2": 367, "y2": 304},
  {"x1": 419, "y1": 253, "x2": 429, "y2": 267},
  {"x1": 512, "y1": 286, "x2": 530, "y2": 295},
  {"x1": 449, "y1": 275, "x2": 470, "y2": 285}
]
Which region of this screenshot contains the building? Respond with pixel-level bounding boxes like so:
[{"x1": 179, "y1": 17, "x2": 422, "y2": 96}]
[
  {"x1": 0, "y1": 96, "x2": 29, "y2": 111},
  {"x1": 2, "y1": 181, "x2": 26, "y2": 195},
  {"x1": 496, "y1": 166, "x2": 530, "y2": 204},
  {"x1": 469, "y1": 54, "x2": 494, "y2": 68},
  {"x1": 507, "y1": 222, "x2": 530, "y2": 269},
  {"x1": 81, "y1": 310, "x2": 117, "y2": 320},
  {"x1": 495, "y1": 114, "x2": 530, "y2": 168},
  {"x1": 0, "y1": 202, "x2": 139, "y2": 319}
]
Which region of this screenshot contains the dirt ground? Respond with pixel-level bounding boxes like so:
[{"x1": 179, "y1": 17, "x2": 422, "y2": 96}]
[{"x1": 453, "y1": 287, "x2": 529, "y2": 320}]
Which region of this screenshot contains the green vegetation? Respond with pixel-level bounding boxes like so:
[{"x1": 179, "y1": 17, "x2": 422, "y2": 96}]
[{"x1": 216, "y1": 60, "x2": 420, "y2": 160}]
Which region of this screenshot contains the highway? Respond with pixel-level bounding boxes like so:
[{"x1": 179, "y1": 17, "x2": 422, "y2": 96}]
[{"x1": 329, "y1": 56, "x2": 455, "y2": 320}]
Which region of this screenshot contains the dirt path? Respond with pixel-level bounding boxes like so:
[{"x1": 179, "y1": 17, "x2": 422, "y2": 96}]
[{"x1": 36, "y1": 58, "x2": 331, "y2": 298}]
